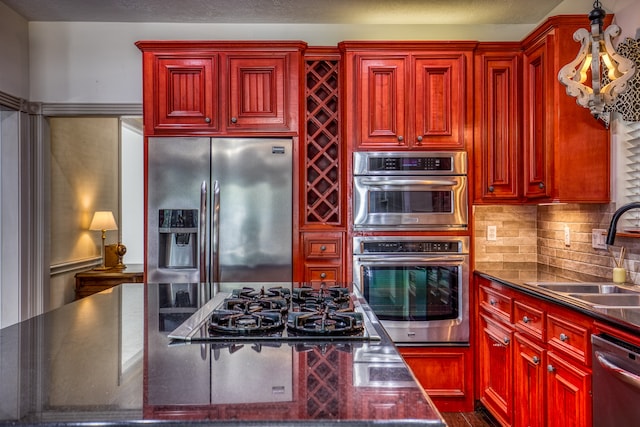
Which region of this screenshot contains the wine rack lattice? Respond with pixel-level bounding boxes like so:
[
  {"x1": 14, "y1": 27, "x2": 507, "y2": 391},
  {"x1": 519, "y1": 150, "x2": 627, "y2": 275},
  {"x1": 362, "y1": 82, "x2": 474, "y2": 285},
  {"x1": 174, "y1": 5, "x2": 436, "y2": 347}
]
[
  {"x1": 305, "y1": 60, "x2": 341, "y2": 225},
  {"x1": 305, "y1": 347, "x2": 341, "y2": 418}
]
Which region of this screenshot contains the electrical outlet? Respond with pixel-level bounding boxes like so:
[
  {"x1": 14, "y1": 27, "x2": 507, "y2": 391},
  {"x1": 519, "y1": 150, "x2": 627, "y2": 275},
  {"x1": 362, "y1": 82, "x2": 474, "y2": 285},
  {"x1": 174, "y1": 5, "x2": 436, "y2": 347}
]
[
  {"x1": 487, "y1": 225, "x2": 497, "y2": 241},
  {"x1": 592, "y1": 228, "x2": 607, "y2": 249},
  {"x1": 564, "y1": 225, "x2": 571, "y2": 246}
]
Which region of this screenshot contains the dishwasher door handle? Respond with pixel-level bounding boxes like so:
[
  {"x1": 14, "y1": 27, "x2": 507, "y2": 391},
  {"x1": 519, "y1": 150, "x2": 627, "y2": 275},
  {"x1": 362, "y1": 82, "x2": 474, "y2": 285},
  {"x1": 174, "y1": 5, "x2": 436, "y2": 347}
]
[{"x1": 595, "y1": 351, "x2": 640, "y2": 391}]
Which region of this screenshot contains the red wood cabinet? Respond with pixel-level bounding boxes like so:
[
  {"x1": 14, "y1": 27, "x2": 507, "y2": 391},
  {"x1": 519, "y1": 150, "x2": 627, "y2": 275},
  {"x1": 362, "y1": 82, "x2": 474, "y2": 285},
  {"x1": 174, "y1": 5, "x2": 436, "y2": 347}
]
[
  {"x1": 521, "y1": 16, "x2": 611, "y2": 203},
  {"x1": 473, "y1": 44, "x2": 522, "y2": 202},
  {"x1": 475, "y1": 274, "x2": 594, "y2": 427},
  {"x1": 399, "y1": 346, "x2": 474, "y2": 412},
  {"x1": 341, "y1": 42, "x2": 474, "y2": 151},
  {"x1": 478, "y1": 313, "x2": 514, "y2": 426},
  {"x1": 136, "y1": 41, "x2": 305, "y2": 136},
  {"x1": 475, "y1": 15, "x2": 612, "y2": 204},
  {"x1": 300, "y1": 231, "x2": 344, "y2": 287},
  {"x1": 154, "y1": 55, "x2": 218, "y2": 132},
  {"x1": 514, "y1": 333, "x2": 546, "y2": 427},
  {"x1": 546, "y1": 351, "x2": 592, "y2": 427}
]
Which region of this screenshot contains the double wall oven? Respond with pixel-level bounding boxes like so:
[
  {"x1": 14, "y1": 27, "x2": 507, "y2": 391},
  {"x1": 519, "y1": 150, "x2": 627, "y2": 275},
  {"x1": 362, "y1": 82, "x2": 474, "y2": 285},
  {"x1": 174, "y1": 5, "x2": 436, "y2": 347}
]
[{"x1": 352, "y1": 151, "x2": 470, "y2": 344}]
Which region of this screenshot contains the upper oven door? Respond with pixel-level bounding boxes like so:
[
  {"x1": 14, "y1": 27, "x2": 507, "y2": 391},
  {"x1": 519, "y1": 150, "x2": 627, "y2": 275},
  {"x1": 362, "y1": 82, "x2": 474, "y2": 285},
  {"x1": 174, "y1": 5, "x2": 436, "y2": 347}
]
[{"x1": 353, "y1": 175, "x2": 467, "y2": 230}]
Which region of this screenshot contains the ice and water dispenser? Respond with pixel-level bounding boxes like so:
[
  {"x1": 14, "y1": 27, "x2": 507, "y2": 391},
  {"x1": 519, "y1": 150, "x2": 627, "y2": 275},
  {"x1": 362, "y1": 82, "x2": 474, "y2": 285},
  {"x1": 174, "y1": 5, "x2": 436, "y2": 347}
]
[{"x1": 158, "y1": 209, "x2": 198, "y2": 269}]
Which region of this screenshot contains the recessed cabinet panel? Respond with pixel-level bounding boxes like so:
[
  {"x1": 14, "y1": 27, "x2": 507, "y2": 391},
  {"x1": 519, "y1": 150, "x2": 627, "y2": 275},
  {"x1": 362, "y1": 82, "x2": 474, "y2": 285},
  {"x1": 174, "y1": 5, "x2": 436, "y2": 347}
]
[
  {"x1": 414, "y1": 57, "x2": 465, "y2": 149},
  {"x1": 473, "y1": 47, "x2": 521, "y2": 202},
  {"x1": 523, "y1": 40, "x2": 551, "y2": 200},
  {"x1": 155, "y1": 56, "x2": 217, "y2": 132},
  {"x1": 227, "y1": 56, "x2": 288, "y2": 130},
  {"x1": 357, "y1": 57, "x2": 407, "y2": 148}
]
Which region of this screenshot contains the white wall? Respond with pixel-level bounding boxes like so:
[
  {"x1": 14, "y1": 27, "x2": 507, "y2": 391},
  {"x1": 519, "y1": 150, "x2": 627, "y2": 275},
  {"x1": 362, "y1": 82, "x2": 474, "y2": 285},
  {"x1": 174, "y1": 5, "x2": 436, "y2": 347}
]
[
  {"x1": 120, "y1": 120, "x2": 144, "y2": 264},
  {"x1": 27, "y1": 21, "x2": 536, "y2": 103},
  {"x1": 0, "y1": 1, "x2": 29, "y2": 99},
  {"x1": 24, "y1": 1, "x2": 640, "y2": 104}
]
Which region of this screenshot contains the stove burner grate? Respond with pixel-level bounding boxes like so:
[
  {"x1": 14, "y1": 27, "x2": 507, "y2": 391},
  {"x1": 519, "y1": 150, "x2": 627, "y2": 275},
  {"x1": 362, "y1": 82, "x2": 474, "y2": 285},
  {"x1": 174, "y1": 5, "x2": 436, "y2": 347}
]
[
  {"x1": 287, "y1": 311, "x2": 364, "y2": 336},
  {"x1": 209, "y1": 309, "x2": 285, "y2": 335}
]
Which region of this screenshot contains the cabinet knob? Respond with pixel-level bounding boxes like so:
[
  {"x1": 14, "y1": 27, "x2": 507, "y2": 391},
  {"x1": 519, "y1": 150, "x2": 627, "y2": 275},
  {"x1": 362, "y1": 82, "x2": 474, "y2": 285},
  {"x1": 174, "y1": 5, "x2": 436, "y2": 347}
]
[
  {"x1": 488, "y1": 185, "x2": 495, "y2": 193},
  {"x1": 320, "y1": 272, "x2": 327, "y2": 279},
  {"x1": 532, "y1": 356, "x2": 540, "y2": 365},
  {"x1": 503, "y1": 336, "x2": 510, "y2": 345},
  {"x1": 523, "y1": 316, "x2": 530, "y2": 323},
  {"x1": 539, "y1": 182, "x2": 545, "y2": 189},
  {"x1": 320, "y1": 245, "x2": 326, "y2": 251},
  {"x1": 416, "y1": 135, "x2": 423, "y2": 144},
  {"x1": 231, "y1": 117, "x2": 238, "y2": 124},
  {"x1": 204, "y1": 117, "x2": 211, "y2": 123},
  {"x1": 489, "y1": 299, "x2": 497, "y2": 306},
  {"x1": 559, "y1": 333, "x2": 569, "y2": 342},
  {"x1": 397, "y1": 135, "x2": 404, "y2": 143},
  {"x1": 547, "y1": 364, "x2": 555, "y2": 373}
]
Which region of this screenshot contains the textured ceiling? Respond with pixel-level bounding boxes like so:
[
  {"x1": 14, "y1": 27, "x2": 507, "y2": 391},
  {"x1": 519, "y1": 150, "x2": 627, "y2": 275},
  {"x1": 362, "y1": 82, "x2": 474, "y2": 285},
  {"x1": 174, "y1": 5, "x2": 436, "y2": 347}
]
[{"x1": 1, "y1": 0, "x2": 564, "y2": 25}]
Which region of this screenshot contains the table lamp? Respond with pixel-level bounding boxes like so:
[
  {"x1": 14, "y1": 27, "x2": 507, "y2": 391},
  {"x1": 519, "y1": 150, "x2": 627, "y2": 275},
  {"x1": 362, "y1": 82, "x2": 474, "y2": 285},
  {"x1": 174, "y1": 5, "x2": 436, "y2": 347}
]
[{"x1": 89, "y1": 211, "x2": 118, "y2": 270}]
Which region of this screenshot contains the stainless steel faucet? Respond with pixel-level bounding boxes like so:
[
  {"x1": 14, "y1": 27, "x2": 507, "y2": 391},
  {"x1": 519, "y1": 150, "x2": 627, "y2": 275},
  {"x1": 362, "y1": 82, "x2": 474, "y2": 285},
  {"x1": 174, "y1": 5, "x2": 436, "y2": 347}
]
[{"x1": 606, "y1": 202, "x2": 640, "y2": 245}]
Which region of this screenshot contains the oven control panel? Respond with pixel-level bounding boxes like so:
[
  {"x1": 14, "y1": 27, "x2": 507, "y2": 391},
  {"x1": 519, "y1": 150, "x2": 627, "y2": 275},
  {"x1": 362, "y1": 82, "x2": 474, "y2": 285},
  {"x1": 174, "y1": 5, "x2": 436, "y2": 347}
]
[{"x1": 361, "y1": 241, "x2": 460, "y2": 254}]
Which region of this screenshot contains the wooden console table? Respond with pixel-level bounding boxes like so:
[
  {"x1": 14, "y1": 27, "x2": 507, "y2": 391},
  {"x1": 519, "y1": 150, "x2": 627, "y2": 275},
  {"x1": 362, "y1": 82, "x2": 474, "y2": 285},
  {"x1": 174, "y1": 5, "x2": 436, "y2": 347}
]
[{"x1": 75, "y1": 264, "x2": 144, "y2": 300}]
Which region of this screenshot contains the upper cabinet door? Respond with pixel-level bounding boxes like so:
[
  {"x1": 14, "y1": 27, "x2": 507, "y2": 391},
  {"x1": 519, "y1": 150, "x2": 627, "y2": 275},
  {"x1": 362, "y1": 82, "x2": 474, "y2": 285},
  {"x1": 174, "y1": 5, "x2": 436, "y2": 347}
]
[
  {"x1": 154, "y1": 55, "x2": 218, "y2": 133},
  {"x1": 413, "y1": 55, "x2": 466, "y2": 150},
  {"x1": 356, "y1": 56, "x2": 408, "y2": 149},
  {"x1": 227, "y1": 55, "x2": 291, "y2": 132},
  {"x1": 136, "y1": 41, "x2": 305, "y2": 136},
  {"x1": 473, "y1": 47, "x2": 522, "y2": 203},
  {"x1": 522, "y1": 37, "x2": 553, "y2": 200}
]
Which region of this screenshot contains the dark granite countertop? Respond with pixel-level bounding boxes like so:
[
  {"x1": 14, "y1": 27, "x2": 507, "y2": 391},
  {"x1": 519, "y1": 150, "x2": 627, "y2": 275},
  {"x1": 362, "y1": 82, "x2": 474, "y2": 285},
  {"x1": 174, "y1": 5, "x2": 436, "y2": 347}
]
[{"x1": 0, "y1": 283, "x2": 446, "y2": 427}]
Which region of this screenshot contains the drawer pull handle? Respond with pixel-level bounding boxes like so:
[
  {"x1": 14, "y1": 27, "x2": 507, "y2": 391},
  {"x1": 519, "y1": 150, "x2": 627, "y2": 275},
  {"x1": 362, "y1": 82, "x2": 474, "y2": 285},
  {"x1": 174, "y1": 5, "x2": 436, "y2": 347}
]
[
  {"x1": 503, "y1": 337, "x2": 510, "y2": 345},
  {"x1": 532, "y1": 356, "x2": 540, "y2": 365},
  {"x1": 489, "y1": 299, "x2": 497, "y2": 306},
  {"x1": 320, "y1": 272, "x2": 327, "y2": 279},
  {"x1": 547, "y1": 364, "x2": 555, "y2": 373},
  {"x1": 320, "y1": 245, "x2": 326, "y2": 251},
  {"x1": 231, "y1": 117, "x2": 238, "y2": 124},
  {"x1": 523, "y1": 316, "x2": 530, "y2": 323},
  {"x1": 559, "y1": 333, "x2": 569, "y2": 342},
  {"x1": 204, "y1": 117, "x2": 211, "y2": 123}
]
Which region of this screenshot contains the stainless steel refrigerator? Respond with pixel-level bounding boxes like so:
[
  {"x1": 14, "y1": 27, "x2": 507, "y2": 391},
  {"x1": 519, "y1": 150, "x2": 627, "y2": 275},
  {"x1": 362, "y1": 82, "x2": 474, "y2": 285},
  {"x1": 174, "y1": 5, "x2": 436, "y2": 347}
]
[{"x1": 146, "y1": 137, "x2": 293, "y2": 283}]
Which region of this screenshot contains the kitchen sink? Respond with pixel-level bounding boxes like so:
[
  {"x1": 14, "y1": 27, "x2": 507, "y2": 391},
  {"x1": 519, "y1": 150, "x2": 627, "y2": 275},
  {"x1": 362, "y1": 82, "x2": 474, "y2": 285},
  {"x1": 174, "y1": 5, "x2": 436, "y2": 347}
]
[
  {"x1": 535, "y1": 283, "x2": 640, "y2": 294},
  {"x1": 567, "y1": 293, "x2": 640, "y2": 307}
]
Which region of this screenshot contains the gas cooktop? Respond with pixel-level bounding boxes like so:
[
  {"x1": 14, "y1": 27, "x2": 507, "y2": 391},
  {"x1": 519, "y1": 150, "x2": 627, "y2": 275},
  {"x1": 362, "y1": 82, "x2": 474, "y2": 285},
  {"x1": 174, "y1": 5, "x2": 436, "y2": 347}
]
[{"x1": 168, "y1": 285, "x2": 382, "y2": 342}]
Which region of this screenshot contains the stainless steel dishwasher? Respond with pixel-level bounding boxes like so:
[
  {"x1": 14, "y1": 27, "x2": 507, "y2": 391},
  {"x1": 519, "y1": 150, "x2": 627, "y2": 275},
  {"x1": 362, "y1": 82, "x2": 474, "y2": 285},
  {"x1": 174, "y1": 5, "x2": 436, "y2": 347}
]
[{"x1": 592, "y1": 333, "x2": 640, "y2": 426}]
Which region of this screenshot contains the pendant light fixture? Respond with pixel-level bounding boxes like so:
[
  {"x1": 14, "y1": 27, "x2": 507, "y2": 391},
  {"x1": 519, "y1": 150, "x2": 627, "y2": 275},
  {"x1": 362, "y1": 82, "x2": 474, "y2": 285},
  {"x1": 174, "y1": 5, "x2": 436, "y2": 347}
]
[{"x1": 557, "y1": 0, "x2": 636, "y2": 121}]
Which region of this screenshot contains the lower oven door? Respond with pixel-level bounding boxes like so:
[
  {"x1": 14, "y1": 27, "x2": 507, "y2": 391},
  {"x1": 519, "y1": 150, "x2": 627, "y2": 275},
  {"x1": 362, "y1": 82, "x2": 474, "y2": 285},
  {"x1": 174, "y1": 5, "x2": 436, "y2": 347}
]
[{"x1": 353, "y1": 254, "x2": 469, "y2": 344}]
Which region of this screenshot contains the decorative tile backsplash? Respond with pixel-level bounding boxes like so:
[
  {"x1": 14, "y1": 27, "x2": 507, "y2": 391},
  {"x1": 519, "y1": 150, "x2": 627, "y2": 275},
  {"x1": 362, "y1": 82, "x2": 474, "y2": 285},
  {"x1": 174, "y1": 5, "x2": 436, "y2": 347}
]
[{"x1": 474, "y1": 203, "x2": 640, "y2": 285}]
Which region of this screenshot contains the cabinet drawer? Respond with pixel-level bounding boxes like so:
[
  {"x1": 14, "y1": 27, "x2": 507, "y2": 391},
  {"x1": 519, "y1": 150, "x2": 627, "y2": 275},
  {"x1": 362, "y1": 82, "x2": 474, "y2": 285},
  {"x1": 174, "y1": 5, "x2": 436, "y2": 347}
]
[
  {"x1": 514, "y1": 300, "x2": 545, "y2": 342},
  {"x1": 546, "y1": 313, "x2": 590, "y2": 365},
  {"x1": 479, "y1": 285, "x2": 513, "y2": 323},
  {"x1": 303, "y1": 235, "x2": 342, "y2": 259},
  {"x1": 305, "y1": 265, "x2": 341, "y2": 287}
]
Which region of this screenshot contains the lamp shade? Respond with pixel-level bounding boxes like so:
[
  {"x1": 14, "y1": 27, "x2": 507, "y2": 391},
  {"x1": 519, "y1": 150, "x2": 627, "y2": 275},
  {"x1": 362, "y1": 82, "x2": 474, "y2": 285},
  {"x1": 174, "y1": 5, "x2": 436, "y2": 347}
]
[{"x1": 89, "y1": 211, "x2": 118, "y2": 231}]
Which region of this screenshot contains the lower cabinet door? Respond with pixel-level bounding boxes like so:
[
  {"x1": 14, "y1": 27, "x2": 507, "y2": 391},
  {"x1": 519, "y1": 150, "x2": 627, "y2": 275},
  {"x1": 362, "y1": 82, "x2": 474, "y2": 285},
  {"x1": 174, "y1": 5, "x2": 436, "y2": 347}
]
[
  {"x1": 479, "y1": 314, "x2": 514, "y2": 426},
  {"x1": 546, "y1": 351, "x2": 592, "y2": 427},
  {"x1": 399, "y1": 346, "x2": 473, "y2": 412},
  {"x1": 514, "y1": 333, "x2": 545, "y2": 427}
]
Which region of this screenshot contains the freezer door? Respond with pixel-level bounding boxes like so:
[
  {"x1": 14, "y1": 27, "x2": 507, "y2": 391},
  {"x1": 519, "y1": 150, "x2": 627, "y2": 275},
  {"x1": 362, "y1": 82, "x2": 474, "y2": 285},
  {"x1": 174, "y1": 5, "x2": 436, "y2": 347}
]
[
  {"x1": 211, "y1": 138, "x2": 292, "y2": 282},
  {"x1": 147, "y1": 137, "x2": 210, "y2": 283}
]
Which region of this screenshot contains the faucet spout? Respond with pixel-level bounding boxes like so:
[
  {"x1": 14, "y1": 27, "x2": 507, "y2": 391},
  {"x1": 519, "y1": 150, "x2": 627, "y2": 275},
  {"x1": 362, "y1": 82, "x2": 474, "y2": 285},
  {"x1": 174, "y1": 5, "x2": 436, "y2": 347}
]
[{"x1": 606, "y1": 202, "x2": 640, "y2": 245}]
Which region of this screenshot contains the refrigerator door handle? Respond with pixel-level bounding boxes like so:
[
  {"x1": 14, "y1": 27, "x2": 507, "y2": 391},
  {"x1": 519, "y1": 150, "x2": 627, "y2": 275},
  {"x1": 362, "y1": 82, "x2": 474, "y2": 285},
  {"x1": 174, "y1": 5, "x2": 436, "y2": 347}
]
[
  {"x1": 199, "y1": 181, "x2": 208, "y2": 283},
  {"x1": 212, "y1": 180, "x2": 221, "y2": 283}
]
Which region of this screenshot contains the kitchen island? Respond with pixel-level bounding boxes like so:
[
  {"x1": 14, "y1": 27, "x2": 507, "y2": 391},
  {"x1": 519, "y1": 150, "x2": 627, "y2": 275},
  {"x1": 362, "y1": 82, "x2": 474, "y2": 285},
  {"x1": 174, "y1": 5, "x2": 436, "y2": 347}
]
[{"x1": 0, "y1": 283, "x2": 446, "y2": 426}]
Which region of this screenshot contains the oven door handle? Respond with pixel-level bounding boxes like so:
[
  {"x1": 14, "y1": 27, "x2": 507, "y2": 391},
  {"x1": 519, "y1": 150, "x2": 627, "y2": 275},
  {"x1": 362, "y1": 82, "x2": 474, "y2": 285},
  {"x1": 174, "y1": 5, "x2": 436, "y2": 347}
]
[
  {"x1": 359, "y1": 178, "x2": 458, "y2": 186},
  {"x1": 355, "y1": 256, "x2": 466, "y2": 264}
]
